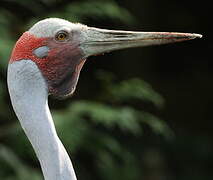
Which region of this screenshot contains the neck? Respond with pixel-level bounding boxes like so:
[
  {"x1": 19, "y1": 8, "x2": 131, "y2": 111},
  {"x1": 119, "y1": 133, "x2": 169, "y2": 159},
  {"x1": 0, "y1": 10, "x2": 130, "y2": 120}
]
[{"x1": 7, "y1": 60, "x2": 77, "y2": 180}]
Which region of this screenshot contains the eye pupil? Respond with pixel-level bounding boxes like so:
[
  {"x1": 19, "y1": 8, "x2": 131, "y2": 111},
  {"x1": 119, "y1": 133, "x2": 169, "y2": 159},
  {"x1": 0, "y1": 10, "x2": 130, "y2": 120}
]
[
  {"x1": 56, "y1": 31, "x2": 68, "y2": 41},
  {"x1": 59, "y1": 34, "x2": 65, "y2": 39}
]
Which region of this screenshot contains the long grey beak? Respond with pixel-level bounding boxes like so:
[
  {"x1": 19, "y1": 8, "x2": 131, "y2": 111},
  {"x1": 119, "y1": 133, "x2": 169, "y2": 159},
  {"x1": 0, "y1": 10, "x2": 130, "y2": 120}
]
[{"x1": 81, "y1": 27, "x2": 202, "y2": 58}]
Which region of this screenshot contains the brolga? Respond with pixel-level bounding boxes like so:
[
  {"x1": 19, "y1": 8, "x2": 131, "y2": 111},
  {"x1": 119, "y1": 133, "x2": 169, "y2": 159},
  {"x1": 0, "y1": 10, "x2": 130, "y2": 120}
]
[{"x1": 7, "y1": 18, "x2": 202, "y2": 180}]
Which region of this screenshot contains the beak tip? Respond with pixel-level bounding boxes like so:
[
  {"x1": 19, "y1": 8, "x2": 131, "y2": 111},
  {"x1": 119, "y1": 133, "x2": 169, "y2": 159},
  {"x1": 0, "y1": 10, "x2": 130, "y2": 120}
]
[{"x1": 191, "y1": 33, "x2": 203, "y2": 39}]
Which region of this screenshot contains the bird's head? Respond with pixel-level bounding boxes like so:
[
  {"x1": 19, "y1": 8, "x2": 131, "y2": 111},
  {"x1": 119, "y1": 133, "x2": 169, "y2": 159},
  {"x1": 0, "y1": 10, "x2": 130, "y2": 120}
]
[{"x1": 9, "y1": 18, "x2": 202, "y2": 98}]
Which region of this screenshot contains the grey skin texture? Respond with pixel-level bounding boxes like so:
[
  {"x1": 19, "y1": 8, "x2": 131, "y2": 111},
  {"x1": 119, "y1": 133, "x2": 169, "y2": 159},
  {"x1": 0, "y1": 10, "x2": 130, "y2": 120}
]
[{"x1": 33, "y1": 46, "x2": 50, "y2": 58}]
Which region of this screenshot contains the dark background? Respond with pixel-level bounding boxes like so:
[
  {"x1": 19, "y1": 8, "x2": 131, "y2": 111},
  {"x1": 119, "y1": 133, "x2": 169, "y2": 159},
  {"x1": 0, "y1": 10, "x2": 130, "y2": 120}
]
[{"x1": 0, "y1": 0, "x2": 211, "y2": 180}]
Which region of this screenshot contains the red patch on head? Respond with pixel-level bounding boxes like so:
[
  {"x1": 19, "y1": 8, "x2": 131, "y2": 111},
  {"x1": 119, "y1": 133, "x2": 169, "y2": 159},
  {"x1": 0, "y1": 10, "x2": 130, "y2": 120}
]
[{"x1": 10, "y1": 32, "x2": 47, "y2": 63}]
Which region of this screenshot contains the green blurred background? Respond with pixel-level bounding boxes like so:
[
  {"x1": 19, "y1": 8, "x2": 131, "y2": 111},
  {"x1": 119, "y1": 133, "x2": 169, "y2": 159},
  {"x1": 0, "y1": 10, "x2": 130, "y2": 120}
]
[{"x1": 0, "y1": 0, "x2": 210, "y2": 180}]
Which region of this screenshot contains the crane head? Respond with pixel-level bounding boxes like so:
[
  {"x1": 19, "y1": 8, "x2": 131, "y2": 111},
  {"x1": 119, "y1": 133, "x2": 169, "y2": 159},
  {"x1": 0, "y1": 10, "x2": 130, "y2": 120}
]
[{"x1": 9, "y1": 18, "x2": 202, "y2": 98}]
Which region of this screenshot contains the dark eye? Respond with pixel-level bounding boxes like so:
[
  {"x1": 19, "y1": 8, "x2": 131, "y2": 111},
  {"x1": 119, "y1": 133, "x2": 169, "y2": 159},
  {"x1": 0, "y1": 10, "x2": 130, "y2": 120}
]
[{"x1": 55, "y1": 31, "x2": 69, "y2": 42}]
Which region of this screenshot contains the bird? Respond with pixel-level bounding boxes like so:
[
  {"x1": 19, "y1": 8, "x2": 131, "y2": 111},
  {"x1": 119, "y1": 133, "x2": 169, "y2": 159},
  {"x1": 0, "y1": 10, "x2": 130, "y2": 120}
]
[{"x1": 7, "y1": 18, "x2": 202, "y2": 180}]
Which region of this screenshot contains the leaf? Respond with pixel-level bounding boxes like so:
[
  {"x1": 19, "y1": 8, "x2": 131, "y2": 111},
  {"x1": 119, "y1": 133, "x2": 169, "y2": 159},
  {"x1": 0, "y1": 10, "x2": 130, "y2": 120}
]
[
  {"x1": 0, "y1": 14, "x2": 14, "y2": 68},
  {"x1": 68, "y1": 100, "x2": 142, "y2": 134},
  {"x1": 49, "y1": 1, "x2": 136, "y2": 24},
  {"x1": 110, "y1": 78, "x2": 165, "y2": 108},
  {"x1": 96, "y1": 71, "x2": 164, "y2": 108},
  {"x1": 0, "y1": 144, "x2": 42, "y2": 180},
  {"x1": 96, "y1": 148, "x2": 140, "y2": 180},
  {"x1": 139, "y1": 112, "x2": 174, "y2": 139},
  {"x1": 53, "y1": 109, "x2": 91, "y2": 153}
]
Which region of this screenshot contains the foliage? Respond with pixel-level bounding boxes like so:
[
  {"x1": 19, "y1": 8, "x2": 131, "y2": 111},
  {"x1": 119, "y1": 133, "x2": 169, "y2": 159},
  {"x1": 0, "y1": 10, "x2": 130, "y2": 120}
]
[
  {"x1": 0, "y1": 144, "x2": 42, "y2": 180},
  {"x1": 49, "y1": 1, "x2": 136, "y2": 24}
]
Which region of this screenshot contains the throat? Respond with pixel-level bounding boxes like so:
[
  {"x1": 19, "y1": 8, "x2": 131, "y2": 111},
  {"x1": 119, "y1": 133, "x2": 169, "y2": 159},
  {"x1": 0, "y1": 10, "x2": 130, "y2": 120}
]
[
  {"x1": 7, "y1": 60, "x2": 77, "y2": 180},
  {"x1": 49, "y1": 59, "x2": 86, "y2": 99}
]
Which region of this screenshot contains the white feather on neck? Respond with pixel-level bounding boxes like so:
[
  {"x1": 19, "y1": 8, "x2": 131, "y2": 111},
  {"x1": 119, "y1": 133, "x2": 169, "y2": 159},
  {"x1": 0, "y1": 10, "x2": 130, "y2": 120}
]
[{"x1": 7, "y1": 60, "x2": 77, "y2": 180}]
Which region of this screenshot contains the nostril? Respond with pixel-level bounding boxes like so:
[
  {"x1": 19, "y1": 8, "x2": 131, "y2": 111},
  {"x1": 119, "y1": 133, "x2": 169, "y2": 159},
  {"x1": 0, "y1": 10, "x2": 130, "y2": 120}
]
[{"x1": 33, "y1": 46, "x2": 50, "y2": 58}]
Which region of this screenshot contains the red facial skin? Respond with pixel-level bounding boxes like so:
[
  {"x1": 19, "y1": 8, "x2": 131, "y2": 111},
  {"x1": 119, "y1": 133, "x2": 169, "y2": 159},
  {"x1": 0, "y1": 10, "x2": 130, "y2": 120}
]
[{"x1": 10, "y1": 32, "x2": 86, "y2": 98}]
